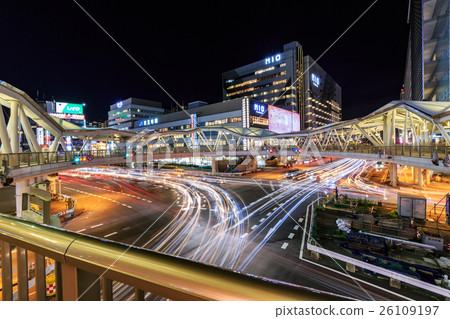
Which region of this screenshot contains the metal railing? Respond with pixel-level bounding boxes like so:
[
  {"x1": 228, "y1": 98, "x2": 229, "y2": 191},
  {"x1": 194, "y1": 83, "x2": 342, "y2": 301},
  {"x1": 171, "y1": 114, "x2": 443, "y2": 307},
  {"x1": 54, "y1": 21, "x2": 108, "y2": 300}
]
[
  {"x1": 0, "y1": 149, "x2": 126, "y2": 169},
  {"x1": 142, "y1": 144, "x2": 449, "y2": 159},
  {"x1": 2, "y1": 144, "x2": 448, "y2": 171},
  {"x1": 0, "y1": 214, "x2": 348, "y2": 301}
]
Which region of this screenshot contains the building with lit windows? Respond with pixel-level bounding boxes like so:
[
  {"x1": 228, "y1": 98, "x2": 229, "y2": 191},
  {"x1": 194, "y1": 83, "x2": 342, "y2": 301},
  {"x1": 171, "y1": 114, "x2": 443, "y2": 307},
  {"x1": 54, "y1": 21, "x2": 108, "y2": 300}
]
[
  {"x1": 132, "y1": 98, "x2": 300, "y2": 134},
  {"x1": 222, "y1": 41, "x2": 342, "y2": 130},
  {"x1": 303, "y1": 56, "x2": 342, "y2": 129},
  {"x1": 108, "y1": 98, "x2": 165, "y2": 130}
]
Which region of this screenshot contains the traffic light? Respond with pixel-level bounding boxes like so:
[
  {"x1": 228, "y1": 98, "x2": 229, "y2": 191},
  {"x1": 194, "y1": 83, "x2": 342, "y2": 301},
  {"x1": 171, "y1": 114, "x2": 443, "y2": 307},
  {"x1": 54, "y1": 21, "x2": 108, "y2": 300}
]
[
  {"x1": 268, "y1": 148, "x2": 273, "y2": 153},
  {"x1": 73, "y1": 156, "x2": 80, "y2": 164},
  {"x1": 292, "y1": 148, "x2": 297, "y2": 153}
]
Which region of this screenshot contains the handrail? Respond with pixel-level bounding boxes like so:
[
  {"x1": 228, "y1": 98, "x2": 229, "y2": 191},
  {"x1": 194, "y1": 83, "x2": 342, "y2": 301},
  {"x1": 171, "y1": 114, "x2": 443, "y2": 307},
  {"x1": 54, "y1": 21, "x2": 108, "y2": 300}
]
[{"x1": 0, "y1": 214, "x2": 349, "y2": 301}]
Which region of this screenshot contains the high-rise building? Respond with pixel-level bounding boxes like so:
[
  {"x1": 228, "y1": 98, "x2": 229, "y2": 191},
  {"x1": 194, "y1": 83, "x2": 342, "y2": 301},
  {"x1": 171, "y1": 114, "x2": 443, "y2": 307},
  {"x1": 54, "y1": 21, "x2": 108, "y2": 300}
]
[
  {"x1": 403, "y1": 0, "x2": 449, "y2": 101},
  {"x1": 108, "y1": 98, "x2": 165, "y2": 130},
  {"x1": 222, "y1": 41, "x2": 342, "y2": 130},
  {"x1": 303, "y1": 56, "x2": 342, "y2": 129}
]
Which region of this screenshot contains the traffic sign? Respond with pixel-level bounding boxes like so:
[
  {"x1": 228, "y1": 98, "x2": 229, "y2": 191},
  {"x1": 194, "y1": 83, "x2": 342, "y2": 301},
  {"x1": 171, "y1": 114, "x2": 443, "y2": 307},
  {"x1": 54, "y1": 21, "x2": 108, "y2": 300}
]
[{"x1": 87, "y1": 154, "x2": 94, "y2": 161}]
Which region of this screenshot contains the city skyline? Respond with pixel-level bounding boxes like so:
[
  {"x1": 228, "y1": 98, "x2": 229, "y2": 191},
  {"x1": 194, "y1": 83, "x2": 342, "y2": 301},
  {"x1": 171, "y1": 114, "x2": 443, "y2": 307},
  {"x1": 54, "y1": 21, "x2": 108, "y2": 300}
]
[{"x1": 1, "y1": 1, "x2": 409, "y2": 122}]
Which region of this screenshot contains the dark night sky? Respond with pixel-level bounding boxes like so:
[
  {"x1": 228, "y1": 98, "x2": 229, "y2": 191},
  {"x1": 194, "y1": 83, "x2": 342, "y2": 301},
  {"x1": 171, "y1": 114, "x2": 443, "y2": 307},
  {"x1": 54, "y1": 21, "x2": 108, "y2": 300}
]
[{"x1": 0, "y1": 1, "x2": 410, "y2": 122}]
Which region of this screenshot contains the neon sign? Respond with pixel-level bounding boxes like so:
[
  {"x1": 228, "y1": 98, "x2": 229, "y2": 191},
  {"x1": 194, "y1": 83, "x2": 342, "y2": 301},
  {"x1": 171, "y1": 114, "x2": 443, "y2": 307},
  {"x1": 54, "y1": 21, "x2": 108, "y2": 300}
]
[
  {"x1": 117, "y1": 101, "x2": 123, "y2": 108},
  {"x1": 138, "y1": 118, "x2": 159, "y2": 127},
  {"x1": 264, "y1": 54, "x2": 281, "y2": 65},
  {"x1": 311, "y1": 73, "x2": 320, "y2": 87},
  {"x1": 56, "y1": 102, "x2": 84, "y2": 114},
  {"x1": 253, "y1": 103, "x2": 266, "y2": 115}
]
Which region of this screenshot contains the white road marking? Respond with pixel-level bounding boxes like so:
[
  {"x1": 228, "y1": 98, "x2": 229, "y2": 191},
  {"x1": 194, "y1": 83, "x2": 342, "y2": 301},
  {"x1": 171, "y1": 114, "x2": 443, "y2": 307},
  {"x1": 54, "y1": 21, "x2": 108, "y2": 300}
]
[
  {"x1": 259, "y1": 218, "x2": 265, "y2": 222},
  {"x1": 90, "y1": 223, "x2": 103, "y2": 229},
  {"x1": 76, "y1": 228, "x2": 86, "y2": 233},
  {"x1": 240, "y1": 233, "x2": 248, "y2": 239},
  {"x1": 126, "y1": 205, "x2": 132, "y2": 209},
  {"x1": 251, "y1": 225, "x2": 257, "y2": 230},
  {"x1": 298, "y1": 217, "x2": 303, "y2": 223},
  {"x1": 266, "y1": 212, "x2": 272, "y2": 216},
  {"x1": 293, "y1": 225, "x2": 300, "y2": 230},
  {"x1": 288, "y1": 233, "x2": 295, "y2": 239},
  {"x1": 281, "y1": 242, "x2": 289, "y2": 249},
  {"x1": 104, "y1": 232, "x2": 117, "y2": 238}
]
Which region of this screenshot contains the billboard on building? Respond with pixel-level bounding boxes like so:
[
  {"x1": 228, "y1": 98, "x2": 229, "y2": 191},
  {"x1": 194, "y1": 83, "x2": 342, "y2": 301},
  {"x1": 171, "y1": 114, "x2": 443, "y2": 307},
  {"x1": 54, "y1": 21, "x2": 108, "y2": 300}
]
[
  {"x1": 268, "y1": 105, "x2": 300, "y2": 133},
  {"x1": 50, "y1": 113, "x2": 85, "y2": 120},
  {"x1": 56, "y1": 102, "x2": 84, "y2": 114}
]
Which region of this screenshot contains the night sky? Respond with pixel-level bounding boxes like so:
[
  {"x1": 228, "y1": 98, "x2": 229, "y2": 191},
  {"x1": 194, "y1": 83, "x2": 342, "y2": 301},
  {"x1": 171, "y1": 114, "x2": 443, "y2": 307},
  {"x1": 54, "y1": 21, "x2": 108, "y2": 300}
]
[{"x1": 0, "y1": 1, "x2": 410, "y2": 122}]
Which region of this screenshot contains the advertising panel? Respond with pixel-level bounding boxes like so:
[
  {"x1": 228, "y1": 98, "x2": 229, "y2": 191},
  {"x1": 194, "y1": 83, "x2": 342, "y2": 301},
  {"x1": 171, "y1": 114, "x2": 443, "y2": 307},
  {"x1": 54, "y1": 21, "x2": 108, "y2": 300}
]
[
  {"x1": 50, "y1": 113, "x2": 85, "y2": 120},
  {"x1": 268, "y1": 105, "x2": 300, "y2": 133},
  {"x1": 56, "y1": 102, "x2": 84, "y2": 114},
  {"x1": 36, "y1": 127, "x2": 44, "y2": 145}
]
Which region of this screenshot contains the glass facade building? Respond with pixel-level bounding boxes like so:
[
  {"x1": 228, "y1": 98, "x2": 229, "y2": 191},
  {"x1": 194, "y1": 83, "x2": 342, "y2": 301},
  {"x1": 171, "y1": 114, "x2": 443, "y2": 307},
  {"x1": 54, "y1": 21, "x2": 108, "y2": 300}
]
[
  {"x1": 303, "y1": 56, "x2": 342, "y2": 129},
  {"x1": 222, "y1": 41, "x2": 342, "y2": 130},
  {"x1": 108, "y1": 98, "x2": 165, "y2": 130},
  {"x1": 404, "y1": 0, "x2": 449, "y2": 101}
]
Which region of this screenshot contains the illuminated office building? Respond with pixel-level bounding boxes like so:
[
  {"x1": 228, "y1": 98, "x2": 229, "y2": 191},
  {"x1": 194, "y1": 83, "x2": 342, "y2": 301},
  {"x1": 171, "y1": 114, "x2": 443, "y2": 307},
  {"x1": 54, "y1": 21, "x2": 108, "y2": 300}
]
[
  {"x1": 222, "y1": 41, "x2": 342, "y2": 130},
  {"x1": 132, "y1": 98, "x2": 300, "y2": 134},
  {"x1": 108, "y1": 98, "x2": 165, "y2": 130},
  {"x1": 303, "y1": 56, "x2": 342, "y2": 129}
]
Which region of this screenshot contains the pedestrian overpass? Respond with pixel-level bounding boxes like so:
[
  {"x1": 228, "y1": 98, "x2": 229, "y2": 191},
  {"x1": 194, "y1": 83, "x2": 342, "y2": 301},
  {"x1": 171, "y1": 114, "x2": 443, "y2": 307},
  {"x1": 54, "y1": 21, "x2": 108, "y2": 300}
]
[
  {"x1": 1, "y1": 78, "x2": 450, "y2": 184},
  {"x1": 1, "y1": 80, "x2": 450, "y2": 301}
]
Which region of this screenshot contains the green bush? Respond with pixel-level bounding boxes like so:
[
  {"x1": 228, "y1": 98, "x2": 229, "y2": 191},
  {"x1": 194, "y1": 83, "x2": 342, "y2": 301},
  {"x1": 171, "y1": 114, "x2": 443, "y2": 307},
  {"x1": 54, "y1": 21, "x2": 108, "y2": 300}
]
[{"x1": 389, "y1": 210, "x2": 399, "y2": 218}]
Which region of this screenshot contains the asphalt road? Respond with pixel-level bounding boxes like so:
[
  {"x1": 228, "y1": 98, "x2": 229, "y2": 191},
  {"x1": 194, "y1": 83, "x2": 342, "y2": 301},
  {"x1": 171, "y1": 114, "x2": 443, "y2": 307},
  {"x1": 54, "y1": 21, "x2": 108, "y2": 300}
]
[{"x1": 58, "y1": 162, "x2": 417, "y2": 301}]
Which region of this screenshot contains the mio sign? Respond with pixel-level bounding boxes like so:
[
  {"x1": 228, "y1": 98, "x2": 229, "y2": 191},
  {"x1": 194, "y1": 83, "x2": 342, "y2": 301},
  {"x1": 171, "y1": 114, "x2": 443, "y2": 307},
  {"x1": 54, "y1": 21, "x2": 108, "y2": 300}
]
[
  {"x1": 56, "y1": 102, "x2": 84, "y2": 115},
  {"x1": 264, "y1": 54, "x2": 281, "y2": 65}
]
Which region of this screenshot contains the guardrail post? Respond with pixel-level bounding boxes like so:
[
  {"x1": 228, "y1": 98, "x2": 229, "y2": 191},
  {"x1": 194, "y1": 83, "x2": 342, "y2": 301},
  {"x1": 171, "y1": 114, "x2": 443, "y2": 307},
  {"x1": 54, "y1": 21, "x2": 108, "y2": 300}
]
[
  {"x1": 17, "y1": 247, "x2": 29, "y2": 300},
  {"x1": 134, "y1": 287, "x2": 145, "y2": 301},
  {"x1": 35, "y1": 253, "x2": 46, "y2": 301},
  {"x1": 55, "y1": 261, "x2": 63, "y2": 300},
  {"x1": 1, "y1": 241, "x2": 13, "y2": 301},
  {"x1": 60, "y1": 264, "x2": 103, "y2": 301},
  {"x1": 101, "y1": 277, "x2": 113, "y2": 301},
  {"x1": 61, "y1": 263, "x2": 78, "y2": 300}
]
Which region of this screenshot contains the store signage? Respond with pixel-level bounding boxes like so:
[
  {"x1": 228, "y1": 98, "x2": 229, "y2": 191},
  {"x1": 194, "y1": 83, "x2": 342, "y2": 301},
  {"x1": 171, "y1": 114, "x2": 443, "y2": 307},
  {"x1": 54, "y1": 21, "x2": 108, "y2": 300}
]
[
  {"x1": 311, "y1": 73, "x2": 320, "y2": 87},
  {"x1": 264, "y1": 54, "x2": 281, "y2": 65},
  {"x1": 138, "y1": 118, "x2": 159, "y2": 127},
  {"x1": 253, "y1": 103, "x2": 266, "y2": 115},
  {"x1": 117, "y1": 101, "x2": 123, "y2": 108},
  {"x1": 49, "y1": 113, "x2": 85, "y2": 120},
  {"x1": 56, "y1": 102, "x2": 84, "y2": 114}
]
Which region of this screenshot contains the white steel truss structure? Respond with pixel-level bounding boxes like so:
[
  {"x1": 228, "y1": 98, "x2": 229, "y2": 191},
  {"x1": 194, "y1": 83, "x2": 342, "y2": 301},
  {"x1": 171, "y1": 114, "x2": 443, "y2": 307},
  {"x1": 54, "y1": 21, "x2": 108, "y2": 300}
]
[{"x1": 0, "y1": 80, "x2": 134, "y2": 159}]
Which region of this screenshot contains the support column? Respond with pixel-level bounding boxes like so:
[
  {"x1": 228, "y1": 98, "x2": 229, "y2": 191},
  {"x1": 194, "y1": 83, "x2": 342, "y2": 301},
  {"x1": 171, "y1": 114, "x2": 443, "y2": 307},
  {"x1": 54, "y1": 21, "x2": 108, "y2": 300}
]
[
  {"x1": 425, "y1": 169, "x2": 431, "y2": 185},
  {"x1": 0, "y1": 104, "x2": 12, "y2": 154},
  {"x1": 8, "y1": 101, "x2": 20, "y2": 152},
  {"x1": 390, "y1": 163, "x2": 398, "y2": 186},
  {"x1": 417, "y1": 167, "x2": 424, "y2": 187},
  {"x1": 15, "y1": 180, "x2": 30, "y2": 218},
  {"x1": 19, "y1": 107, "x2": 40, "y2": 153},
  {"x1": 211, "y1": 157, "x2": 217, "y2": 174}
]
